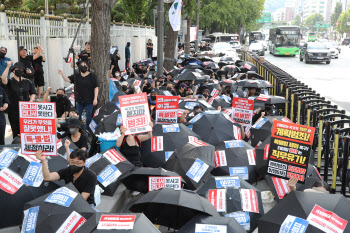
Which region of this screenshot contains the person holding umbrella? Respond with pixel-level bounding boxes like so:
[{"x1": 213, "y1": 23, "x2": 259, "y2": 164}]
[
  {"x1": 117, "y1": 122, "x2": 154, "y2": 167},
  {"x1": 35, "y1": 148, "x2": 97, "y2": 209},
  {"x1": 287, "y1": 178, "x2": 330, "y2": 194},
  {"x1": 180, "y1": 105, "x2": 203, "y2": 124}
]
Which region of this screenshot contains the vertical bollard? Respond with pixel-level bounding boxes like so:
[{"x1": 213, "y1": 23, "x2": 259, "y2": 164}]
[
  {"x1": 331, "y1": 132, "x2": 339, "y2": 194},
  {"x1": 324, "y1": 122, "x2": 330, "y2": 182},
  {"x1": 291, "y1": 93, "x2": 294, "y2": 122},
  {"x1": 297, "y1": 99, "x2": 301, "y2": 125},
  {"x1": 306, "y1": 107, "x2": 311, "y2": 126},
  {"x1": 317, "y1": 118, "x2": 323, "y2": 172},
  {"x1": 285, "y1": 88, "x2": 289, "y2": 118},
  {"x1": 341, "y1": 136, "x2": 349, "y2": 195}
]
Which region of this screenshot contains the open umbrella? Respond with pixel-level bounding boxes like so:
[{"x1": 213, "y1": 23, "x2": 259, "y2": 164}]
[
  {"x1": 88, "y1": 147, "x2": 134, "y2": 196},
  {"x1": 23, "y1": 183, "x2": 95, "y2": 232},
  {"x1": 197, "y1": 56, "x2": 214, "y2": 62},
  {"x1": 212, "y1": 140, "x2": 257, "y2": 184},
  {"x1": 168, "y1": 68, "x2": 181, "y2": 77},
  {"x1": 140, "y1": 123, "x2": 201, "y2": 168},
  {"x1": 246, "y1": 71, "x2": 263, "y2": 80},
  {"x1": 196, "y1": 176, "x2": 264, "y2": 233},
  {"x1": 255, "y1": 136, "x2": 271, "y2": 177},
  {"x1": 234, "y1": 80, "x2": 272, "y2": 89},
  {"x1": 57, "y1": 136, "x2": 79, "y2": 157},
  {"x1": 222, "y1": 65, "x2": 240, "y2": 73},
  {"x1": 175, "y1": 69, "x2": 208, "y2": 83},
  {"x1": 188, "y1": 112, "x2": 243, "y2": 146},
  {"x1": 203, "y1": 62, "x2": 219, "y2": 70},
  {"x1": 181, "y1": 58, "x2": 205, "y2": 68},
  {"x1": 163, "y1": 141, "x2": 215, "y2": 190},
  {"x1": 211, "y1": 97, "x2": 232, "y2": 110},
  {"x1": 119, "y1": 167, "x2": 186, "y2": 193},
  {"x1": 254, "y1": 94, "x2": 289, "y2": 105},
  {"x1": 236, "y1": 61, "x2": 258, "y2": 72},
  {"x1": 75, "y1": 213, "x2": 160, "y2": 233},
  {"x1": 206, "y1": 83, "x2": 221, "y2": 95},
  {"x1": 258, "y1": 191, "x2": 350, "y2": 232},
  {"x1": 250, "y1": 116, "x2": 285, "y2": 147},
  {"x1": 177, "y1": 215, "x2": 245, "y2": 233},
  {"x1": 94, "y1": 110, "x2": 121, "y2": 134},
  {"x1": 129, "y1": 188, "x2": 219, "y2": 229},
  {"x1": 111, "y1": 90, "x2": 126, "y2": 104},
  {"x1": 220, "y1": 79, "x2": 236, "y2": 86},
  {"x1": 178, "y1": 99, "x2": 215, "y2": 111}
]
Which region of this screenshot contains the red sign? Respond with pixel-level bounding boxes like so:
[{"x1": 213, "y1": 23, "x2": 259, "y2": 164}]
[
  {"x1": 272, "y1": 177, "x2": 290, "y2": 199},
  {"x1": 208, "y1": 189, "x2": 226, "y2": 212},
  {"x1": 214, "y1": 151, "x2": 227, "y2": 167},
  {"x1": 56, "y1": 211, "x2": 86, "y2": 233},
  {"x1": 97, "y1": 215, "x2": 136, "y2": 230},
  {"x1": 240, "y1": 189, "x2": 259, "y2": 213},
  {"x1": 232, "y1": 97, "x2": 254, "y2": 126},
  {"x1": 148, "y1": 176, "x2": 182, "y2": 192},
  {"x1": 19, "y1": 102, "x2": 57, "y2": 156},
  {"x1": 0, "y1": 168, "x2": 23, "y2": 195},
  {"x1": 151, "y1": 136, "x2": 164, "y2": 152},
  {"x1": 103, "y1": 149, "x2": 126, "y2": 165},
  {"x1": 119, "y1": 93, "x2": 152, "y2": 135}
]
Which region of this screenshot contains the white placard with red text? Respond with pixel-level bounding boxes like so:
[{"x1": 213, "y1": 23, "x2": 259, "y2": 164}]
[
  {"x1": 118, "y1": 93, "x2": 152, "y2": 135},
  {"x1": 240, "y1": 189, "x2": 259, "y2": 213},
  {"x1": 97, "y1": 215, "x2": 135, "y2": 230},
  {"x1": 0, "y1": 167, "x2": 23, "y2": 195},
  {"x1": 148, "y1": 176, "x2": 182, "y2": 192},
  {"x1": 156, "y1": 96, "x2": 179, "y2": 124},
  {"x1": 103, "y1": 149, "x2": 126, "y2": 165},
  {"x1": 272, "y1": 177, "x2": 290, "y2": 199},
  {"x1": 208, "y1": 189, "x2": 227, "y2": 212},
  {"x1": 215, "y1": 151, "x2": 227, "y2": 168},
  {"x1": 247, "y1": 149, "x2": 256, "y2": 165},
  {"x1": 56, "y1": 211, "x2": 86, "y2": 233},
  {"x1": 19, "y1": 102, "x2": 57, "y2": 156},
  {"x1": 307, "y1": 205, "x2": 348, "y2": 233},
  {"x1": 231, "y1": 97, "x2": 254, "y2": 126},
  {"x1": 151, "y1": 136, "x2": 164, "y2": 152}
]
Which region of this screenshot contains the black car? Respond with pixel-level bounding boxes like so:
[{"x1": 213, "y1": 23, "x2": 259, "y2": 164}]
[{"x1": 299, "y1": 42, "x2": 331, "y2": 64}]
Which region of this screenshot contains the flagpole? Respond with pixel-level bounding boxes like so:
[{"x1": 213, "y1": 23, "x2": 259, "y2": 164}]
[
  {"x1": 157, "y1": 0, "x2": 164, "y2": 78},
  {"x1": 195, "y1": 0, "x2": 200, "y2": 53}
]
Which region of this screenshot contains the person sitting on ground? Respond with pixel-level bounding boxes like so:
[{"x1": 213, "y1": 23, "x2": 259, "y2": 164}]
[
  {"x1": 287, "y1": 178, "x2": 331, "y2": 194},
  {"x1": 59, "y1": 118, "x2": 88, "y2": 151},
  {"x1": 43, "y1": 87, "x2": 71, "y2": 118},
  {"x1": 116, "y1": 122, "x2": 153, "y2": 167},
  {"x1": 35, "y1": 146, "x2": 97, "y2": 209}
]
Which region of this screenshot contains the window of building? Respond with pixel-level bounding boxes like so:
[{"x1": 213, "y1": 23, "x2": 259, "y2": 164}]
[{"x1": 320, "y1": 6, "x2": 324, "y2": 9}]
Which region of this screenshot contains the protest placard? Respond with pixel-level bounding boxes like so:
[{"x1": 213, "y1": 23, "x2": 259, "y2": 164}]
[
  {"x1": 156, "y1": 96, "x2": 179, "y2": 124},
  {"x1": 225, "y1": 212, "x2": 250, "y2": 231},
  {"x1": 231, "y1": 97, "x2": 254, "y2": 126},
  {"x1": 148, "y1": 176, "x2": 182, "y2": 192},
  {"x1": 266, "y1": 120, "x2": 315, "y2": 184},
  {"x1": 195, "y1": 224, "x2": 227, "y2": 233},
  {"x1": 240, "y1": 189, "x2": 259, "y2": 213},
  {"x1": 44, "y1": 187, "x2": 78, "y2": 207},
  {"x1": 208, "y1": 189, "x2": 226, "y2": 212},
  {"x1": 280, "y1": 215, "x2": 309, "y2": 233},
  {"x1": 97, "y1": 215, "x2": 135, "y2": 230},
  {"x1": 56, "y1": 211, "x2": 86, "y2": 233},
  {"x1": 97, "y1": 164, "x2": 122, "y2": 188},
  {"x1": 21, "y1": 206, "x2": 40, "y2": 233},
  {"x1": 0, "y1": 167, "x2": 23, "y2": 194},
  {"x1": 19, "y1": 102, "x2": 57, "y2": 156},
  {"x1": 118, "y1": 93, "x2": 152, "y2": 135}
]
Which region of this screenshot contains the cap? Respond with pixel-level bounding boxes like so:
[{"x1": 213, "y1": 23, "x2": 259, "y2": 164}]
[
  {"x1": 19, "y1": 46, "x2": 27, "y2": 51},
  {"x1": 179, "y1": 83, "x2": 189, "y2": 88},
  {"x1": 68, "y1": 118, "x2": 83, "y2": 129},
  {"x1": 10, "y1": 62, "x2": 26, "y2": 72},
  {"x1": 121, "y1": 81, "x2": 128, "y2": 86}
]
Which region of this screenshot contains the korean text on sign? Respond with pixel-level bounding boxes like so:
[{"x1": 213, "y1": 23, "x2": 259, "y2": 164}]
[
  {"x1": 266, "y1": 120, "x2": 315, "y2": 184},
  {"x1": 156, "y1": 96, "x2": 179, "y2": 124},
  {"x1": 118, "y1": 93, "x2": 152, "y2": 135},
  {"x1": 231, "y1": 97, "x2": 254, "y2": 126},
  {"x1": 19, "y1": 102, "x2": 57, "y2": 156}
]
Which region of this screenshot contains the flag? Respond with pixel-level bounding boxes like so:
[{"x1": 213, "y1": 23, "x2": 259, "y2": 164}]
[{"x1": 169, "y1": 0, "x2": 182, "y2": 31}]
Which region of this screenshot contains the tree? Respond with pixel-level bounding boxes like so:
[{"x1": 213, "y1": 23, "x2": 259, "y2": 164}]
[
  {"x1": 118, "y1": 0, "x2": 150, "y2": 24},
  {"x1": 336, "y1": 6, "x2": 350, "y2": 34},
  {"x1": 292, "y1": 14, "x2": 301, "y2": 26},
  {"x1": 1, "y1": 0, "x2": 23, "y2": 11},
  {"x1": 331, "y1": 1, "x2": 342, "y2": 25},
  {"x1": 91, "y1": 0, "x2": 118, "y2": 106},
  {"x1": 304, "y1": 13, "x2": 325, "y2": 32}
]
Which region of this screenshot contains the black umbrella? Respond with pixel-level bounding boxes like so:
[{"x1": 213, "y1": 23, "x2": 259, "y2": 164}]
[
  {"x1": 88, "y1": 147, "x2": 134, "y2": 196},
  {"x1": 211, "y1": 97, "x2": 232, "y2": 110},
  {"x1": 234, "y1": 80, "x2": 271, "y2": 89},
  {"x1": 140, "y1": 123, "x2": 201, "y2": 168},
  {"x1": 236, "y1": 61, "x2": 258, "y2": 72},
  {"x1": 189, "y1": 112, "x2": 243, "y2": 146},
  {"x1": 184, "y1": 64, "x2": 204, "y2": 70},
  {"x1": 57, "y1": 136, "x2": 79, "y2": 157},
  {"x1": 196, "y1": 176, "x2": 264, "y2": 233},
  {"x1": 203, "y1": 62, "x2": 219, "y2": 70},
  {"x1": 246, "y1": 71, "x2": 263, "y2": 80},
  {"x1": 23, "y1": 183, "x2": 95, "y2": 232},
  {"x1": 94, "y1": 110, "x2": 121, "y2": 134},
  {"x1": 178, "y1": 99, "x2": 215, "y2": 111},
  {"x1": 220, "y1": 79, "x2": 236, "y2": 86},
  {"x1": 92, "y1": 102, "x2": 119, "y2": 124},
  {"x1": 258, "y1": 191, "x2": 350, "y2": 232},
  {"x1": 119, "y1": 167, "x2": 186, "y2": 193},
  {"x1": 254, "y1": 95, "x2": 289, "y2": 105},
  {"x1": 111, "y1": 90, "x2": 126, "y2": 104},
  {"x1": 175, "y1": 69, "x2": 208, "y2": 83},
  {"x1": 0, "y1": 155, "x2": 62, "y2": 228},
  {"x1": 212, "y1": 140, "x2": 257, "y2": 184},
  {"x1": 163, "y1": 141, "x2": 215, "y2": 190},
  {"x1": 198, "y1": 56, "x2": 214, "y2": 62},
  {"x1": 177, "y1": 215, "x2": 246, "y2": 233},
  {"x1": 250, "y1": 116, "x2": 285, "y2": 147},
  {"x1": 130, "y1": 188, "x2": 219, "y2": 229},
  {"x1": 266, "y1": 164, "x2": 323, "y2": 201},
  {"x1": 126, "y1": 78, "x2": 143, "y2": 88},
  {"x1": 168, "y1": 68, "x2": 181, "y2": 77},
  {"x1": 255, "y1": 136, "x2": 271, "y2": 177},
  {"x1": 222, "y1": 65, "x2": 240, "y2": 73},
  {"x1": 206, "y1": 83, "x2": 221, "y2": 95},
  {"x1": 75, "y1": 213, "x2": 161, "y2": 233}
]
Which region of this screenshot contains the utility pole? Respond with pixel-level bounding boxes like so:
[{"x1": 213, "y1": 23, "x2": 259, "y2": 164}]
[
  {"x1": 45, "y1": 0, "x2": 49, "y2": 15},
  {"x1": 157, "y1": 0, "x2": 164, "y2": 78},
  {"x1": 195, "y1": 0, "x2": 200, "y2": 53}
]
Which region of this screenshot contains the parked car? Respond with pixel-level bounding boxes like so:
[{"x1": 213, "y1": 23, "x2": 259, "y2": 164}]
[
  {"x1": 211, "y1": 42, "x2": 239, "y2": 62},
  {"x1": 229, "y1": 41, "x2": 241, "y2": 51},
  {"x1": 331, "y1": 42, "x2": 341, "y2": 54},
  {"x1": 341, "y1": 38, "x2": 350, "y2": 45},
  {"x1": 299, "y1": 42, "x2": 331, "y2": 64},
  {"x1": 321, "y1": 41, "x2": 339, "y2": 58},
  {"x1": 248, "y1": 42, "x2": 265, "y2": 56}
]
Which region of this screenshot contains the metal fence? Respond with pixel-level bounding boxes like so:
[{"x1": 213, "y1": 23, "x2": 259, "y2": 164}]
[{"x1": 242, "y1": 51, "x2": 350, "y2": 197}]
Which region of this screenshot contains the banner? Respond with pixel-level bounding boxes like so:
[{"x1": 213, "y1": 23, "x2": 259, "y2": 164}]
[
  {"x1": 119, "y1": 93, "x2": 152, "y2": 135},
  {"x1": 19, "y1": 102, "x2": 57, "y2": 156},
  {"x1": 169, "y1": 0, "x2": 182, "y2": 31},
  {"x1": 280, "y1": 215, "x2": 309, "y2": 233},
  {"x1": 208, "y1": 189, "x2": 226, "y2": 212},
  {"x1": 151, "y1": 136, "x2": 164, "y2": 152},
  {"x1": 307, "y1": 205, "x2": 348, "y2": 233},
  {"x1": 0, "y1": 149, "x2": 18, "y2": 169},
  {"x1": 102, "y1": 149, "x2": 126, "y2": 165},
  {"x1": 56, "y1": 211, "x2": 86, "y2": 233},
  {"x1": 240, "y1": 189, "x2": 259, "y2": 213},
  {"x1": 229, "y1": 167, "x2": 249, "y2": 180},
  {"x1": 156, "y1": 96, "x2": 179, "y2": 124},
  {"x1": 272, "y1": 177, "x2": 290, "y2": 199},
  {"x1": 148, "y1": 176, "x2": 182, "y2": 192},
  {"x1": 0, "y1": 167, "x2": 23, "y2": 194},
  {"x1": 21, "y1": 206, "x2": 40, "y2": 233},
  {"x1": 266, "y1": 121, "x2": 315, "y2": 184},
  {"x1": 97, "y1": 164, "x2": 122, "y2": 188},
  {"x1": 45, "y1": 187, "x2": 78, "y2": 207},
  {"x1": 97, "y1": 215, "x2": 135, "y2": 230},
  {"x1": 215, "y1": 177, "x2": 240, "y2": 188},
  {"x1": 214, "y1": 151, "x2": 227, "y2": 168},
  {"x1": 231, "y1": 97, "x2": 254, "y2": 126},
  {"x1": 186, "y1": 158, "x2": 209, "y2": 183},
  {"x1": 195, "y1": 224, "x2": 227, "y2": 233},
  {"x1": 23, "y1": 161, "x2": 43, "y2": 187},
  {"x1": 225, "y1": 212, "x2": 250, "y2": 231}
]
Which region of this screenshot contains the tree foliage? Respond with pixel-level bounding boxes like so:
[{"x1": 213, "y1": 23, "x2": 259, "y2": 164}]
[
  {"x1": 292, "y1": 14, "x2": 301, "y2": 26},
  {"x1": 336, "y1": 6, "x2": 350, "y2": 34},
  {"x1": 331, "y1": 1, "x2": 342, "y2": 25},
  {"x1": 304, "y1": 13, "x2": 325, "y2": 32}
]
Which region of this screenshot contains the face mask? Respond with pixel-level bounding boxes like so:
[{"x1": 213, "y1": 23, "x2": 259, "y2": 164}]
[
  {"x1": 122, "y1": 86, "x2": 128, "y2": 91},
  {"x1": 69, "y1": 127, "x2": 78, "y2": 134},
  {"x1": 69, "y1": 165, "x2": 84, "y2": 174},
  {"x1": 14, "y1": 69, "x2": 24, "y2": 77},
  {"x1": 0, "y1": 52, "x2": 5, "y2": 59},
  {"x1": 79, "y1": 66, "x2": 88, "y2": 73},
  {"x1": 115, "y1": 73, "x2": 120, "y2": 77},
  {"x1": 151, "y1": 96, "x2": 156, "y2": 101},
  {"x1": 195, "y1": 110, "x2": 202, "y2": 115},
  {"x1": 57, "y1": 94, "x2": 64, "y2": 99},
  {"x1": 203, "y1": 94, "x2": 208, "y2": 98},
  {"x1": 167, "y1": 87, "x2": 172, "y2": 91},
  {"x1": 81, "y1": 56, "x2": 89, "y2": 61}
]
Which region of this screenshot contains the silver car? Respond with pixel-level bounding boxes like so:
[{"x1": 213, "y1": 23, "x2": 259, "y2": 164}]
[{"x1": 322, "y1": 41, "x2": 339, "y2": 59}]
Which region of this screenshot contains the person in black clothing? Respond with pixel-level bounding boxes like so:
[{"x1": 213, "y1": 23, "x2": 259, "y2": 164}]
[
  {"x1": 58, "y1": 61, "x2": 99, "y2": 129},
  {"x1": 109, "y1": 47, "x2": 121, "y2": 77},
  {"x1": 1, "y1": 61, "x2": 36, "y2": 138},
  {"x1": 43, "y1": 86, "x2": 71, "y2": 118},
  {"x1": 146, "y1": 39, "x2": 153, "y2": 58},
  {"x1": 19, "y1": 46, "x2": 37, "y2": 83},
  {"x1": 176, "y1": 83, "x2": 191, "y2": 99},
  {"x1": 35, "y1": 147, "x2": 97, "y2": 208},
  {"x1": 116, "y1": 122, "x2": 153, "y2": 167},
  {"x1": 0, "y1": 87, "x2": 9, "y2": 145},
  {"x1": 59, "y1": 118, "x2": 88, "y2": 151},
  {"x1": 180, "y1": 105, "x2": 203, "y2": 124},
  {"x1": 32, "y1": 46, "x2": 46, "y2": 98}
]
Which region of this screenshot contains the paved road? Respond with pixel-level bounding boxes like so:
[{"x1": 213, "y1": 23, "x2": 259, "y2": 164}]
[{"x1": 263, "y1": 45, "x2": 350, "y2": 112}]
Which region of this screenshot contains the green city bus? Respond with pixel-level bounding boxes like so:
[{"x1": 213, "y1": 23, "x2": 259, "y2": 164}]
[
  {"x1": 269, "y1": 26, "x2": 301, "y2": 56},
  {"x1": 307, "y1": 32, "x2": 316, "y2": 42}
]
